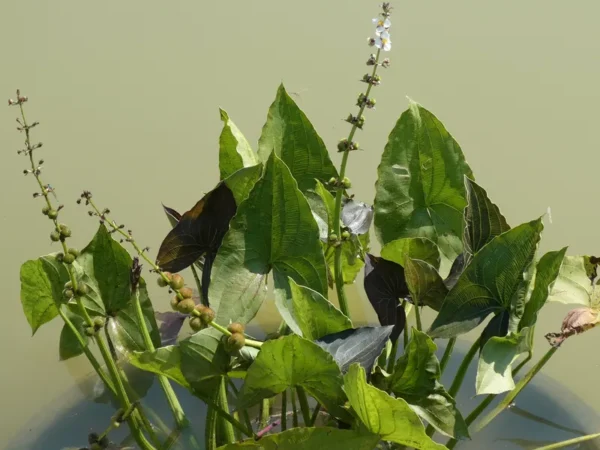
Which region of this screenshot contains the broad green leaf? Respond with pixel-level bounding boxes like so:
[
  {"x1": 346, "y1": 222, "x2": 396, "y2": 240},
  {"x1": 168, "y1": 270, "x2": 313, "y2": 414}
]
[
  {"x1": 374, "y1": 101, "x2": 473, "y2": 276},
  {"x1": 520, "y1": 248, "x2": 568, "y2": 330},
  {"x1": 463, "y1": 177, "x2": 510, "y2": 260},
  {"x1": 257, "y1": 83, "x2": 338, "y2": 193},
  {"x1": 404, "y1": 258, "x2": 448, "y2": 312},
  {"x1": 547, "y1": 256, "x2": 598, "y2": 307},
  {"x1": 66, "y1": 265, "x2": 106, "y2": 316},
  {"x1": 344, "y1": 364, "x2": 446, "y2": 450},
  {"x1": 391, "y1": 329, "x2": 468, "y2": 439},
  {"x1": 381, "y1": 238, "x2": 441, "y2": 270},
  {"x1": 211, "y1": 152, "x2": 327, "y2": 326},
  {"x1": 128, "y1": 345, "x2": 190, "y2": 390},
  {"x1": 59, "y1": 310, "x2": 88, "y2": 361},
  {"x1": 429, "y1": 219, "x2": 543, "y2": 339},
  {"x1": 325, "y1": 237, "x2": 365, "y2": 285},
  {"x1": 180, "y1": 329, "x2": 230, "y2": 397},
  {"x1": 282, "y1": 278, "x2": 352, "y2": 340},
  {"x1": 78, "y1": 224, "x2": 134, "y2": 313},
  {"x1": 218, "y1": 108, "x2": 258, "y2": 180},
  {"x1": 216, "y1": 427, "x2": 379, "y2": 450},
  {"x1": 20, "y1": 254, "x2": 69, "y2": 334},
  {"x1": 238, "y1": 335, "x2": 348, "y2": 419},
  {"x1": 223, "y1": 164, "x2": 263, "y2": 206},
  {"x1": 476, "y1": 329, "x2": 530, "y2": 395}
]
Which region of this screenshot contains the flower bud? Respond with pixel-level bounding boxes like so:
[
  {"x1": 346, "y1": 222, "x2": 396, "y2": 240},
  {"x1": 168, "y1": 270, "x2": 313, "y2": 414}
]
[
  {"x1": 177, "y1": 298, "x2": 196, "y2": 314},
  {"x1": 63, "y1": 253, "x2": 76, "y2": 264},
  {"x1": 47, "y1": 209, "x2": 58, "y2": 219},
  {"x1": 170, "y1": 296, "x2": 180, "y2": 311},
  {"x1": 85, "y1": 326, "x2": 96, "y2": 336},
  {"x1": 76, "y1": 283, "x2": 89, "y2": 296},
  {"x1": 227, "y1": 322, "x2": 245, "y2": 334},
  {"x1": 225, "y1": 333, "x2": 246, "y2": 352},
  {"x1": 170, "y1": 274, "x2": 185, "y2": 290},
  {"x1": 56, "y1": 253, "x2": 64, "y2": 262},
  {"x1": 50, "y1": 231, "x2": 61, "y2": 242},
  {"x1": 93, "y1": 316, "x2": 106, "y2": 329},
  {"x1": 59, "y1": 224, "x2": 72, "y2": 238},
  {"x1": 189, "y1": 316, "x2": 205, "y2": 332},
  {"x1": 342, "y1": 177, "x2": 352, "y2": 189},
  {"x1": 329, "y1": 233, "x2": 338, "y2": 242},
  {"x1": 341, "y1": 230, "x2": 351, "y2": 240},
  {"x1": 179, "y1": 287, "x2": 193, "y2": 299},
  {"x1": 68, "y1": 248, "x2": 79, "y2": 257},
  {"x1": 63, "y1": 288, "x2": 74, "y2": 299},
  {"x1": 65, "y1": 281, "x2": 73, "y2": 290},
  {"x1": 328, "y1": 177, "x2": 337, "y2": 185},
  {"x1": 337, "y1": 139, "x2": 349, "y2": 152},
  {"x1": 42, "y1": 205, "x2": 50, "y2": 215},
  {"x1": 157, "y1": 275, "x2": 169, "y2": 287}
]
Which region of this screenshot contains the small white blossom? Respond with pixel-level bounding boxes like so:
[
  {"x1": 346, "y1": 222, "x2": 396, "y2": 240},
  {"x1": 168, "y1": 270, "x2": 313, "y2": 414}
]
[
  {"x1": 372, "y1": 17, "x2": 391, "y2": 36},
  {"x1": 375, "y1": 31, "x2": 392, "y2": 51}
]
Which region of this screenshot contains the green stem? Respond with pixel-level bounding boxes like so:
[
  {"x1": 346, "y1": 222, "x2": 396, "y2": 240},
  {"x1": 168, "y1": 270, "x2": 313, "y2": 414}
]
[
  {"x1": 190, "y1": 264, "x2": 207, "y2": 306},
  {"x1": 133, "y1": 288, "x2": 188, "y2": 428},
  {"x1": 474, "y1": 347, "x2": 558, "y2": 433},
  {"x1": 209, "y1": 321, "x2": 262, "y2": 349},
  {"x1": 232, "y1": 411, "x2": 242, "y2": 442},
  {"x1": 413, "y1": 301, "x2": 422, "y2": 332},
  {"x1": 218, "y1": 377, "x2": 236, "y2": 445},
  {"x1": 531, "y1": 433, "x2": 600, "y2": 450},
  {"x1": 448, "y1": 337, "x2": 481, "y2": 399},
  {"x1": 309, "y1": 404, "x2": 321, "y2": 427},
  {"x1": 259, "y1": 398, "x2": 271, "y2": 429},
  {"x1": 296, "y1": 386, "x2": 311, "y2": 426},
  {"x1": 332, "y1": 48, "x2": 383, "y2": 318},
  {"x1": 290, "y1": 390, "x2": 299, "y2": 428},
  {"x1": 439, "y1": 338, "x2": 456, "y2": 376},
  {"x1": 387, "y1": 338, "x2": 399, "y2": 373},
  {"x1": 281, "y1": 390, "x2": 287, "y2": 431}
]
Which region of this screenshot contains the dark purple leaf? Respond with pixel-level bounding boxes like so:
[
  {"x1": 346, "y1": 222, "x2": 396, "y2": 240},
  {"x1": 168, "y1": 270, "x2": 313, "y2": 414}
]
[
  {"x1": 479, "y1": 311, "x2": 509, "y2": 350},
  {"x1": 156, "y1": 182, "x2": 236, "y2": 273},
  {"x1": 155, "y1": 311, "x2": 187, "y2": 346},
  {"x1": 444, "y1": 253, "x2": 466, "y2": 290},
  {"x1": 341, "y1": 199, "x2": 373, "y2": 235},
  {"x1": 162, "y1": 204, "x2": 182, "y2": 228},
  {"x1": 364, "y1": 253, "x2": 409, "y2": 342}
]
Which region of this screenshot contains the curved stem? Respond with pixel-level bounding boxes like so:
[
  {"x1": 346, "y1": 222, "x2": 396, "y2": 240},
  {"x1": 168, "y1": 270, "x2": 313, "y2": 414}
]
[
  {"x1": 332, "y1": 48, "x2": 382, "y2": 318},
  {"x1": 448, "y1": 337, "x2": 481, "y2": 399},
  {"x1": 439, "y1": 338, "x2": 456, "y2": 376},
  {"x1": 532, "y1": 433, "x2": 600, "y2": 450}
]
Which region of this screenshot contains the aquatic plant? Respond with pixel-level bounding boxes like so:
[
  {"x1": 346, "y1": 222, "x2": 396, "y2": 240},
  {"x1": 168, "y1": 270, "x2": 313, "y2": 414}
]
[{"x1": 12, "y1": 3, "x2": 600, "y2": 450}]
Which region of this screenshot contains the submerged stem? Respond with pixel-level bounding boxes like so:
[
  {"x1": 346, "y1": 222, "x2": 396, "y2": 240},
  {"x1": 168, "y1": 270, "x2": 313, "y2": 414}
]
[
  {"x1": 296, "y1": 386, "x2": 311, "y2": 425},
  {"x1": 281, "y1": 390, "x2": 288, "y2": 431},
  {"x1": 532, "y1": 433, "x2": 600, "y2": 450},
  {"x1": 448, "y1": 337, "x2": 481, "y2": 399}
]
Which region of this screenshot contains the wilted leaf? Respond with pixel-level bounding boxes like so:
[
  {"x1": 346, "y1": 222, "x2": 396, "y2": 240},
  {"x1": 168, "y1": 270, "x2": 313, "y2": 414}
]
[
  {"x1": 218, "y1": 108, "x2": 258, "y2": 180},
  {"x1": 381, "y1": 237, "x2": 441, "y2": 270},
  {"x1": 281, "y1": 278, "x2": 352, "y2": 340},
  {"x1": 59, "y1": 311, "x2": 88, "y2": 361},
  {"x1": 20, "y1": 254, "x2": 69, "y2": 334},
  {"x1": 374, "y1": 101, "x2": 473, "y2": 276},
  {"x1": 257, "y1": 83, "x2": 338, "y2": 193},
  {"x1": 210, "y1": 152, "x2": 327, "y2": 326},
  {"x1": 463, "y1": 177, "x2": 510, "y2": 260},
  {"x1": 342, "y1": 199, "x2": 373, "y2": 235},
  {"x1": 216, "y1": 427, "x2": 379, "y2": 450},
  {"x1": 429, "y1": 219, "x2": 543, "y2": 339},
  {"x1": 238, "y1": 335, "x2": 348, "y2": 420},
  {"x1": 156, "y1": 183, "x2": 236, "y2": 274},
  {"x1": 364, "y1": 254, "x2": 408, "y2": 341},
  {"x1": 315, "y1": 326, "x2": 394, "y2": 374},
  {"x1": 545, "y1": 307, "x2": 600, "y2": 347},
  {"x1": 404, "y1": 258, "x2": 448, "y2": 312},
  {"x1": 344, "y1": 364, "x2": 446, "y2": 450},
  {"x1": 128, "y1": 345, "x2": 190, "y2": 390},
  {"x1": 547, "y1": 256, "x2": 599, "y2": 307}
]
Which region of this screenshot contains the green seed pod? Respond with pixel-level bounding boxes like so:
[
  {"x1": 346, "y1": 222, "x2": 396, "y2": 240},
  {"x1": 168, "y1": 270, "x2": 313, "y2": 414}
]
[
  {"x1": 67, "y1": 248, "x2": 79, "y2": 257},
  {"x1": 85, "y1": 326, "x2": 96, "y2": 336},
  {"x1": 329, "y1": 233, "x2": 338, "y2": 242},
  {"x1": 177, "y1": 298, "x2": 196, "y2": 314},
  {"x1": 63, "y1": 288, "x2": 74, "y2": 299},
  {"x1": 76, "y1": 283, "x2": 89, "y2": 296},
  {"x1": 47, "y1": 209, "x2": 58, "y2": 219},
  {"x1": 226, "y1": 333, "x2": 246, "y2": 352},
  {"x1": 56, "y1": 252, "x2": 64, "y2": 262},
  {"x1": 337, "y1": 140, "x2": 348, "y2": 152},
  {"x1": 157, "y1": 275, "x2": 168, "y2": 287},
  {"x1": 200, "y1": 307, "x2": 215, "y2": 325},
  {"x1": 63, "y1": 253, "x2": 76, "y2": 264},
  {"x1": 42, "y1": 205, "x2": 50, "y2": 215},
  {"x1": 93, "y1": 316, "x2": 106, "y2": 329},
  {"x1": 170, "y1": 274, "x2": 185, "y2": 290},
  {"x1": 64, "y1": 281, "x2": 73, "y2": 290},
  {"x1": 179, "y1": 287, "x2": 193, "y2": 299},
  {"x1": 227, "y1": 322, "x2": 245, "y2": 334},
  {"x1": 328, "y1": 177, "x2": 337, "y2": 185},
  {"x1": 50, "y1": 230, "x2": 61, "y2": 242},
  {"x1": 170, "y1": 296, "x2": 180, "y2": 311},
  {"x1": 341, "y1": 230, "x2": 351, "y2": 240},
  {"x1": 59, "y1": 224, "x2": 72, "y2": 237},
  {"x1": 342, "y1": 177, "x2": 352, "y2": 189},
  {"x1": 189, "y1": 316, "x2": 204, "y2": 332}
]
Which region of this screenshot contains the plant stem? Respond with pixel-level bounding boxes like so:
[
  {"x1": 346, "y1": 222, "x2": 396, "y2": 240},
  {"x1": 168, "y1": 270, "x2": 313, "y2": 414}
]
[
  {"x1": 439, "y1": 338, "x2": 456, "y2": 376},
  {"x1": 190, "y1": 264, "x2": 207, "y2": 306},
  {"x1": 532, "y1": 433, "x2": 600, "y2": 450},
  {"x1": 218, "y1": 377, "x2": 236, "y2": 445},
  {"x1": 474, "y1": 346, "x2": 558, "y2": 433},
  {"x1": 260, "y1": 399, "x2": 271, "y2": 429},
  {"x1": 290, "y1": 389, "x2": 299, "y2": 428},
  {"x1": 281, "y1": 390, "x2": 288, "y2": 431},
  {"x1": 387, "y1": 338, "x2": 399, "y2": 373},
  {"x1": 332, "y1": 48, "x2": 382, "y2": 318},
  {"x1": 448, "y1": 337, "x2": 481, "y2": 399},
  {"x1": 309, "y1": 404, "x2": 321, "y2": 427},
  {"x1": 413, "y1": 302, "x2": 422, "y2": 332},
  {"x1": 296, "y1": 386, "x2": 311, "y2": 425}
]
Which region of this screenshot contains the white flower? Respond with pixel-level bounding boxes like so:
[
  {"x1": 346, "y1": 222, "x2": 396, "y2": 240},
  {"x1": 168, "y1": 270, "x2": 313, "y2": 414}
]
[
  {"x1": 372, "y1": 17, "x2": 391, "y2": 36},
  {"x1": 375, "y1": 31, "x2": 392, "y2": 51}
]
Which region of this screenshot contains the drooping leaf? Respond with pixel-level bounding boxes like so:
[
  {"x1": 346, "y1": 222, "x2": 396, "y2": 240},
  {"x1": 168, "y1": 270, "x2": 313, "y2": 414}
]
[
  {"x1": 211, "y1": 152, "x2": 327, "y2": 326},
  {"x1": 20, "y1": 254, "x2": 69, "y2": 334},
  {"x1": 162, "y1": 204, "x2": 182, "y2": 228},
  {"x1": 257, "y1": 84, "x2": 338, "y2": 193},
  {"x1": 59, "y1": 311, "x2": 88, "y2": 361},
  {"x1": 218, "y1": 108, "x2": 258, "y2": 180},
  {"x1": 344, "y1": 364, "x2": 446, "y2": 450},
  {"x1": 238, "y1": 335, "x2": 348, "y2": 419},
  {"x1": 463, "y1": 177, "x2": 510, "y2": 260},
  {"x1": 342, "y1": 199, "x2": 373, "y2": 235},
  {"x1": 180, "y1": 329, "x2": 230, "y2": 397},
  {"x1": 479, "y1": 311, "x2": 510, "y2": 350},
  {"x1": 429, "y1": 219, "x2": 543, "y2": 339},
  {"x1": 364, "y1": 254, "x2": 408, "y2": 341},
  {"x1": 216, "y1": 427, "x2": 379, "y2": 450},
  {"x1": 476, "y1": 329, "x2": 530, "y2": 395},
  {"x1": 281, "y1": 278, "x2": 352, "y2": 340},
  {"x1": 391, "y1": 329, "x2": 469, "y2": 439},
  {"x1": 404, "y1": 258, "x2": 448, "y2": 312},
  {"x1": 374, "y1": 101, "x2": 473, "y2": 277},
  {"x1": 128, "y1": 345, "x2": 190, "y2": 390},
  {"x1": 381, "y1": 237, "x2": 441, "y2": 270},
  {"x1": 155, "y1": 311, "x2": 187, "y2": 346},
  {"x1": 547, "y1": 256, "x2": 599, "y2": 307},
  {"x1": 520, "y1": 248, "x2": 568, "y2": 330},
  {"x1": 315, "y1": 326, "x2": 394, "y2": 374},
  {"x1": 156, "y1": 183, "x2": 237, "y2": 274}
]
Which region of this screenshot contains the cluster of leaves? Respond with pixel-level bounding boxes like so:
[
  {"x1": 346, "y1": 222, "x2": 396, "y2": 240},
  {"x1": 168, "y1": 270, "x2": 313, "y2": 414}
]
[{"x1": 20, "y1": 81, "x2": 600, "y2": 450}]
